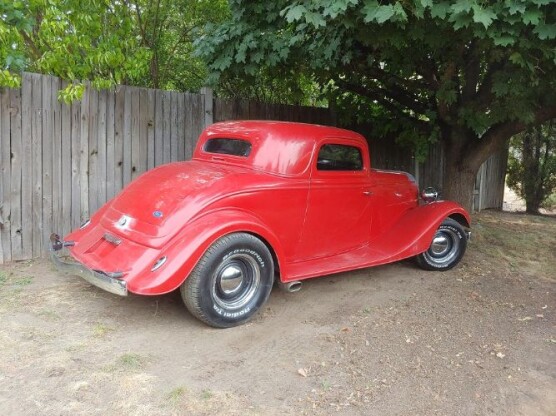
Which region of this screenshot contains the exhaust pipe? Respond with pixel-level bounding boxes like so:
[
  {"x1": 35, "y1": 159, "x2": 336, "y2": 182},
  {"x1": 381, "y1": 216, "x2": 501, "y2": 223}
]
[{"x1": 278, "y1": 280, "x2": 302, "y2": 293}]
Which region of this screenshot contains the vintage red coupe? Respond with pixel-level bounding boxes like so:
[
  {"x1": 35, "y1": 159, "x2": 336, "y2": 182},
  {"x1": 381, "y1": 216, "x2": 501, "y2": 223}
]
[{"x1": 51, "y1": 121, "x2": 470, "y2": 327}]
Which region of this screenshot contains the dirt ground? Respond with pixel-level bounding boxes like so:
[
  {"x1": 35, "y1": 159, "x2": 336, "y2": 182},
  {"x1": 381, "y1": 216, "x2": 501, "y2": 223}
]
[{"x1": 0, "y1": 211, "x2": 555, "y2": 416}]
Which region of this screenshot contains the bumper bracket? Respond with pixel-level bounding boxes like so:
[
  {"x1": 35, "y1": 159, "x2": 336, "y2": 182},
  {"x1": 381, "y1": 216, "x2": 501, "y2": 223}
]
[{"x1": 49, "y1": 233, "x2": 128, "y2": 296}]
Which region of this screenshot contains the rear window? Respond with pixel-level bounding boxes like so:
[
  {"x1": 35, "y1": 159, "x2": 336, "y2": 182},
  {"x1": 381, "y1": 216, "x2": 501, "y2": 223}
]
[
  {"x1": 203, "y1": 138, "x2": 252, "y2": 157},
  {"x1": 317, "y1": 144, "x2": 363, "y2": 171}
]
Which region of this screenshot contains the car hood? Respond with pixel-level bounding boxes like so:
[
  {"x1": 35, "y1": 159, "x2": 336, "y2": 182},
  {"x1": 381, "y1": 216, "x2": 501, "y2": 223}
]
[{"x1": 100, "y1": 160, "x2": 249, "y2": 247}]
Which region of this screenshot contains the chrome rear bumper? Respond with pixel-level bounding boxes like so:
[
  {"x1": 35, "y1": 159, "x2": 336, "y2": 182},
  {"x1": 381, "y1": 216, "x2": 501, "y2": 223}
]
[{"x1": 49, "y1": 233, "x2": 128, "y2": 296}]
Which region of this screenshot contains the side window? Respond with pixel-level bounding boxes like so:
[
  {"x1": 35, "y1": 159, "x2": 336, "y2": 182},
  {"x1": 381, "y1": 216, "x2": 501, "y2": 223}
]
[{"x1": 317, "y1": 144, "x2": 363, "y2": 171}]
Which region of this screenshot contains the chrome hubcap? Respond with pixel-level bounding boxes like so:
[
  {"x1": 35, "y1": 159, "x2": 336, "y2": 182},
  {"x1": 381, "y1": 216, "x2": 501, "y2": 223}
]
[
  {"x1": 425, "y1": 228, "x2": 460, "y2": 265},
  {"x1": 431, "y1": 235, "x2": 449, "y2": 256},
  {"x1": 212, "y1": 254, "x2": 260, "y2": 310},
  {"x1": 220, "y1": 265, "x2": 244, "y2": 295}
]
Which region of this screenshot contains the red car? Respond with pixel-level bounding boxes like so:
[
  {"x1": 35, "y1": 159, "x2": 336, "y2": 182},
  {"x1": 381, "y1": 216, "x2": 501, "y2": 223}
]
[{"x1": 51, "y1": 121, "x2": 470, "y2": 327}]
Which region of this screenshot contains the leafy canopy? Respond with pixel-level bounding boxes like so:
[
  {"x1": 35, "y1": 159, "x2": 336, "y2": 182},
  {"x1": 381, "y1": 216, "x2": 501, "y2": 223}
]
[
  {"x1": 196, "y1": 0, "x2": 556, "y2": 148},
  {"x1": 0, "y1": 0, "x2": 150, "y2": 99},
  {"x1": 0, "y1": 0, "x2": 229, "y2": 100}
]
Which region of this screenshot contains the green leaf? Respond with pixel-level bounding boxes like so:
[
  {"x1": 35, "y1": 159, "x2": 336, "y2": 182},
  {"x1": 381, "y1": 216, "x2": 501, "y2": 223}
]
[
  {"x1": 362, "y1": 1, "x2": 379, "y2": 23},
  {"x1": 472, "y1": 6, "x2": 496, "y2": 29},
  {"x1": 392, "y1": 2, "x2": 408, "y2": 22},
  {"x1": 522, "y1": 9, "x2": 541, "y2": 25},
  {"x1": 505, "y1": 0, "x2": 526, "y2": 15},
  {"x1": 451, "y1": 0, "x2": 474, "y2": 15},
  {"x1": 374, "y1": 5, "x2": 395, "y2": 24},
  {"x1": 509, "y1": 52, "x2": 525, "y2": 66},
  {"x1": 430, "y1": 2, "x2": 450, "y2": 19},
  {"x1": 534, "y1": 23, "x2": 556, "y2": 40},
  {"x1": 305, "y1": 11, "x2": 326, "y2": 27},
  {"x1": 284, "y1": 5, "x2": 307, "y2": 22},
  {"x1": 493, "y1": 35, "x2": 515, "y2": 46}
]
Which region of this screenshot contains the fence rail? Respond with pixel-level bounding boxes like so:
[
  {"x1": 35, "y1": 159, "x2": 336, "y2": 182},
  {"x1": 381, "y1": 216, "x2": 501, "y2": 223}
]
[{"x1": 0, "y1": 72, "x2": 506, "y2": 264}]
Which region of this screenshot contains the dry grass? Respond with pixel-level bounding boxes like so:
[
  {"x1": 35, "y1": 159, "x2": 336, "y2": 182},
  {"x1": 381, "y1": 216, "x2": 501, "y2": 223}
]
[{"x1": 472, "y1": 211, "x2": 556, "y2": 280}]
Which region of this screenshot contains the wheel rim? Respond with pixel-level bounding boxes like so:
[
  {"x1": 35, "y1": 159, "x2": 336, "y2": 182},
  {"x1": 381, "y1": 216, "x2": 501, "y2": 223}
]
[
  {"x1": 211, "y1": 253, "x2": 261, "y2": 310},
  {"x1": 423, "y1": 228, "x2": 460, "y2": 266}
]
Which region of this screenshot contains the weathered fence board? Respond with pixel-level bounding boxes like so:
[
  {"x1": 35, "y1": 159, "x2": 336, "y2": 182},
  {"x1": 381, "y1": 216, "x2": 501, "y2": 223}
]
[
  {"x1": 0, "y1": 87, "x2": 10, "y2": 262},
  {"x1": 146, "y1": 89, "x2": 155, "y2": 170},
  {"x1": 41, "y1": 75, "x2": 53, "y2": 256},
  {"x1": 79, "y1": 83, "x2": 90, "y2": 225},
  {"x1": 0, "y1": 72, "x2": 506, "y2": 263},
  {"x1": 105, "y1": 89, "x2": 116, "y2": 201},
  {"x1": 31, "y1": 73, "x2": 43, "y2": 256},
  {"x1": 60, "y1": 80, "x2": 72, "y2": 237},
  {"x1": 9, "y1": 89, "x2": 23, "y2": 260},
  {"x1": 70, "y1": 92, "x2": 81, "y2": 230}
]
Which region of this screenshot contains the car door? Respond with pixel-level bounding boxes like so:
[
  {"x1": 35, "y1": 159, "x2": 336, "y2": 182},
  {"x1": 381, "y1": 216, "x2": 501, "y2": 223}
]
[{"x1": 296, "y1": 139, "x2": 372, "y2": 261}]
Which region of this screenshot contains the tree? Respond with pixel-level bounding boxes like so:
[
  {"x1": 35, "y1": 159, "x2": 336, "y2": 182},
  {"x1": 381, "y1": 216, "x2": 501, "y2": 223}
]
[
  {"x1": 507, "y1": 122, "x2": 556, "y2": 214},
  {"x1": 124, "y1": 0, "x2": 230, "y2": 91},
  {"x1": 0, "y1": 0, "x2": 315, "y2": 103},
  {"x1": 0, "y1": 0, "x2": 230, "y2": 98},
  {"x1": 196, "y1": 0, "x2": 556, "y2": 210},
  {"x1": 0, "y1": 0, "x2": 149, "y2": 99}
]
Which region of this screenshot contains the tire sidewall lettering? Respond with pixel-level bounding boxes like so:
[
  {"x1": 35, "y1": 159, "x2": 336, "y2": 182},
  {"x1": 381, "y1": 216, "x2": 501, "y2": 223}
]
[
  {"x1": 223, "y1": 248, "x2": 266, "y2": 268},
  {"x1": 441, "y1": 225, "x2": 463, "y2": 240},
  {"x1": 213, "y1": 303, "x2": 252, "y2": 318}
]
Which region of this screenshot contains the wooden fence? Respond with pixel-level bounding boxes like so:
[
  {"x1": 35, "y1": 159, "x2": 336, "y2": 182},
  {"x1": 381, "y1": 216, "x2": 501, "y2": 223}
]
[
  {"x1": 0, "y1": 73, "x2": 336, "y2": 263},
  {"x1": 0, "y1": 72, "x2": 507, "y2": 264},
  {"x1": 214, "y1": 97, "x2": 331, "y2": 125}
]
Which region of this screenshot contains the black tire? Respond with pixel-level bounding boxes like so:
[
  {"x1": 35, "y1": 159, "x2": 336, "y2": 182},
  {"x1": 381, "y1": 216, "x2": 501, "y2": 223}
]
[
  {"x1": 180, "y1": 233, "x2": 274, "y2": 328},
  {"x1": 416, "y1": 218, "x2": 467, "y2": 271}
]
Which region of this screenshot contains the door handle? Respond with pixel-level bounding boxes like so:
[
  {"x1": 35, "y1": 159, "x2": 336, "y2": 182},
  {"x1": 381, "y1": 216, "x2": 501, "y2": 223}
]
[{"x1": 363, "y1": 191, "x2": 373, "y2": 196}]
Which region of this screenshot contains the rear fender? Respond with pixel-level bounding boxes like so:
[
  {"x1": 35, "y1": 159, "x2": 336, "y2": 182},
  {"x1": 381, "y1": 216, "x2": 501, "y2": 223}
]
[
  {"x1": 126, "y1": 209, "x2": 285, "y2": 295},
  {"x1": 376, "y1": 201, "x2": 470, "y2": 262}
]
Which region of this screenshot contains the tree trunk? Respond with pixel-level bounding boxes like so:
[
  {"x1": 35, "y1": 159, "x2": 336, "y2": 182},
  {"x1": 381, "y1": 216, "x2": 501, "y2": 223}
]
[
  {"x1": 522, "y1": 129, "x2": 542, "y2": 214},
  {"x1": 441, "y1": 130, "x2": 488, "y2": 212},
  {"x1": 440, "y1": 126, "x2": 514, "y2": 212},
  {"x1": 442, "y1": 161, "x2": 477, "y2": 212}
]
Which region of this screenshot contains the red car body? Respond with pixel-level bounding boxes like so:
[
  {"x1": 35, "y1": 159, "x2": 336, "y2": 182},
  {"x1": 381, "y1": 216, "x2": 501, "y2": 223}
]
[{"x1": 51, "y1": 121, "x2": 470, "y2": 326}]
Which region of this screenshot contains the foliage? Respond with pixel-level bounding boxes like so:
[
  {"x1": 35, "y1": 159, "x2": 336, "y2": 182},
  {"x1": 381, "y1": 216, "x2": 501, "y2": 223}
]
[
  {"x1": 0, "y1": 0, "x2": 150, "y2": 99},
  {"x1": 0, "y1": 0, "x2": 231, "y2": 96},
  {"x1": 196, "y1": 0, "x2": 556, "y2": 207},
  {"x1": 0, "y1": 0, "x2": 318, "y2": 103},
  {"x1": 507, "y1": 122, "x2": 556, "y2": 213},
  {"x1": 126, "y1": 0, "x2": 229, "y2": 91},
  {"x1": 215, "y1": 67, "x2": 325, "y2": 106}
]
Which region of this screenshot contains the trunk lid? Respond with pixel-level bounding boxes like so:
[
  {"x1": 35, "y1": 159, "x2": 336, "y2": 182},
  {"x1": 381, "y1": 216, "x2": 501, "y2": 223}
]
[{"x1": 101, "y1": 161, "x2": 241, "y2": 246}]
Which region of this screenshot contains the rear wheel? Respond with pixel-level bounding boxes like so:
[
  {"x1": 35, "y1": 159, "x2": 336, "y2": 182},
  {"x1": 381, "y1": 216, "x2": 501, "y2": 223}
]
[
  {"x1": 181, "y1": 233, "x2": 274, "y2": 328},
  {"x1": 416, "y1": 218, "x2": 467, "y2": 271}
]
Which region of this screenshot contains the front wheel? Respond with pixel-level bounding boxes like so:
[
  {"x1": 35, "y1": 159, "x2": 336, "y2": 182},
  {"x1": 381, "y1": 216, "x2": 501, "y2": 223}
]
[
  {"x1": 181, "y1": 233, "x2": 274, "y2": 328},
  {"x1": 416, "y1": 218, "x2": 467, "y2": 271}
]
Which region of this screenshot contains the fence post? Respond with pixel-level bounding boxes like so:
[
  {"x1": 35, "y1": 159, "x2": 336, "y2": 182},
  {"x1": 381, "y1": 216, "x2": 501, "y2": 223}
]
[{"x1": 201, "y1": 87, "x2": 213, "y2": 128}]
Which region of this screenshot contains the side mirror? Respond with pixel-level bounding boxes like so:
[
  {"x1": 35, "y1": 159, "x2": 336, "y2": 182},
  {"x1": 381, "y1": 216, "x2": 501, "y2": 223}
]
[{"x1": 421, "y1": 187, "x2": 439, "y2": 203}]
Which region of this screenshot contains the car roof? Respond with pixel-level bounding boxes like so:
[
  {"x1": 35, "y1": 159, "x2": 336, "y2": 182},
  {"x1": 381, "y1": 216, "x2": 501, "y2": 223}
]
[
  {"x1": 204, "y1": 120, "x2": 363, "y2": 143},
  {"x1": 195, "y1": 121, "x2": 366, "y2": 177}
]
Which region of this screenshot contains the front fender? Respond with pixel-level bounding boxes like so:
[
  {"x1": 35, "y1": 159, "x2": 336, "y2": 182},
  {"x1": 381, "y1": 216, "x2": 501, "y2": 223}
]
[
  {"x1": 375, "y1": 201, "x2": 470, "y2": 263},
  {"x1": 126, "y1": 209, "x2": 285, "y2": 295}
]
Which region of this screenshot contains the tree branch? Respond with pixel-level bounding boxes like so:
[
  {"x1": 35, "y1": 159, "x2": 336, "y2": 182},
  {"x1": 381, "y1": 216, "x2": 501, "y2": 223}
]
[
  {"x1": 470, "y1": 106, "x2": 556, "y2": 168},
  {"x1": 335, "y1": 78, "x2": 431, "y2": 133},
  {"x1": 462, "y1": 41, "x2": 481, "y2": 104}
]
